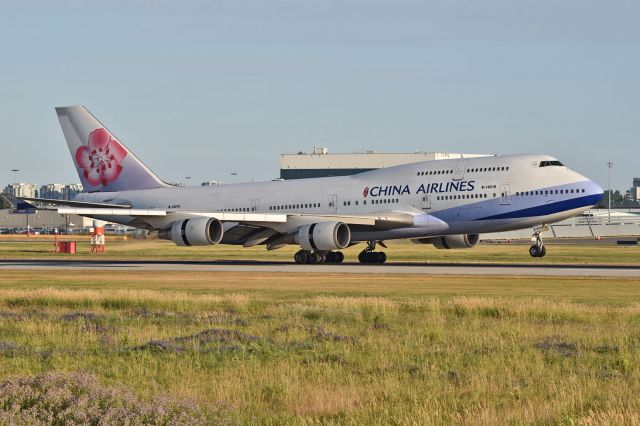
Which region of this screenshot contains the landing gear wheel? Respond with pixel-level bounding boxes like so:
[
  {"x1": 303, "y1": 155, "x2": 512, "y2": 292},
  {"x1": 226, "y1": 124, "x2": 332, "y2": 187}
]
[
  {"x1": 529, "y1": 227, "x2": 548, "y2": 258},
  {"x1": 294, "y1": 250, "x2": 308, "y2": 264},
  {"x1": 358, "y1": 241, "x2": 387, "y2": 264},
  {"x1": 529, "y1": 245, "x2": 541, "y2": 258},
  {"x1": 334, "y1": 252, "x2": 344, "y2": 264}
]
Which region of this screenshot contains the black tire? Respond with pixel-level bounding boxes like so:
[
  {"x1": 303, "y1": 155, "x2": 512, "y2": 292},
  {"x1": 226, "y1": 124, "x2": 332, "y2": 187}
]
[
  {"x1": 539, "y1": 246, "x2": 547, "y2": 257},
  {"x1": 307, "y1": 253, "x2": 318, "y2": 264},
  {"x1": 334, "y1": 252, "x2": 344, "y2": 264},
  {"x1": 377, "y1": 252, "x2": 387, "y2": 264},
  {"x1": 325, "y1": 252, "x2": 336, "y2": 263},
  {"x1": 358, "y1": 251, "x2": 368, "y2": 263},
  {"x1": 529, "y1": 245, "x2": 540, "y2": 258},
  {"x1": 294, "y1": 252, "x2": 302, "y2": 264},
  {"x1": 298, "y1": 252, "x2": 308, "y2": 264}
]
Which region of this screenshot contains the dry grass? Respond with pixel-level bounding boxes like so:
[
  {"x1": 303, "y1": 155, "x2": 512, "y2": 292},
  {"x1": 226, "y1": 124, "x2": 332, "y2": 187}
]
[{"x1": 0, "y1": 270, "x2": 638, "y2": 423}]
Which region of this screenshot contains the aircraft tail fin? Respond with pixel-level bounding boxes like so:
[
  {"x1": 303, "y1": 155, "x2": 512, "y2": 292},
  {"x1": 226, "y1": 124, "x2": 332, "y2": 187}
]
[{"x1": 55, "y1": 105, "x2": 168, "y2": 192}]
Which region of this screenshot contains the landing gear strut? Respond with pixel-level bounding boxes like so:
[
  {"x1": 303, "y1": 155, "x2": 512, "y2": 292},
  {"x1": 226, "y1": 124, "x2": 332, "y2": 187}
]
[
  {"x1": 358, "y1": 241, "x2": 387, "y2": 264},
  {"x1": 529, "y1": 226, "x2": 548, "y2": 258},
  {"x1": 294, "y1": 250, "x2": 344, "y2": 264}
]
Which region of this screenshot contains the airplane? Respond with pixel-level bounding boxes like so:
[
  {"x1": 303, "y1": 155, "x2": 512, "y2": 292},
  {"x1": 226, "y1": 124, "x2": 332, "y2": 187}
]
[{"x1": 23, "y1": 105, "x2": 604, "y2": 264}]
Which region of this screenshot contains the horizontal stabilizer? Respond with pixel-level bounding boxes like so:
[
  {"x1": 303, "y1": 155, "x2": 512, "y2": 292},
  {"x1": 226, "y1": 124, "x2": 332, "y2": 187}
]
[
  {"x1": 20, "y1": 197, "x2": 131, "y2": 209},
  {"x1": 57, "y1": 208, "x2": 166, "y2": 216}
]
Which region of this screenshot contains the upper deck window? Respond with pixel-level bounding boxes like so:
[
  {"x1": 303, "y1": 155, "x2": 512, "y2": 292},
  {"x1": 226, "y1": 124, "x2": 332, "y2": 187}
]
[{"x1": 539, "y1": 160, "x2": 564, "y2": 167}]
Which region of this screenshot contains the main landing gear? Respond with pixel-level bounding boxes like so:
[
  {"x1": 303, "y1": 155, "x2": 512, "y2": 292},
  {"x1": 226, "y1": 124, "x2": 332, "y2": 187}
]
[
  {"x1": 529, "y1": 226, "x2": 549, "y2": 258},
  {"x1": 294, "y1": 250, "x2": 344, "y2": 264},
  {"x1": 358, "y1": 241, "x2": 387, "y2": 264}
]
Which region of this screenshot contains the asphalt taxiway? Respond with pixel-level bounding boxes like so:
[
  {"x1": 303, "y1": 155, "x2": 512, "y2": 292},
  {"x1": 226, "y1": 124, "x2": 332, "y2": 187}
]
[{"x1": 0, "y1": 259, "x2": 638, "y2": 277}]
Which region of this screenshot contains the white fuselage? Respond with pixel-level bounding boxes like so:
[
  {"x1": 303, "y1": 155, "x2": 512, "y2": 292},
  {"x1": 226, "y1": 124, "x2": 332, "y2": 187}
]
[{"x1": 74, "y1": 154, "x2": 603, "y2": 242}]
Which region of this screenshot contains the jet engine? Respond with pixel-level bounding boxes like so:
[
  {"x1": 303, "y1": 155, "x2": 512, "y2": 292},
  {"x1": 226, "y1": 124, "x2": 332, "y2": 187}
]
[
  {"x1": 158, "y1": 217, "x2": 224, "y2": 246},
  {"x1": 412, "y1": 234, "x2": 480, "y2": 249},
  {"x1": 295, "y1": 222, "x2": 351, "y2": 251}
]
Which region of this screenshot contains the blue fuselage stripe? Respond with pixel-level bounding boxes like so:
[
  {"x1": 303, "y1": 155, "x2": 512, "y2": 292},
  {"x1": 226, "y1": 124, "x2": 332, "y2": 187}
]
[{"x1": 474, "y1": 193, "x2": 602, "y2": 221}]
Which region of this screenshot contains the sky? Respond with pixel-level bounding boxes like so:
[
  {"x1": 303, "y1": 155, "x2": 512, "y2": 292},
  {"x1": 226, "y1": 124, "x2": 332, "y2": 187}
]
[{"x1": 0, "y1": 0, "x2": 638, "y2": 190}]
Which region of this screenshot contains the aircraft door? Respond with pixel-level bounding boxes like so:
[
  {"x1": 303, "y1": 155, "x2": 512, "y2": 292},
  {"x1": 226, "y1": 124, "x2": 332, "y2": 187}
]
[
  {"x1": 250, "y1": 199, "x2": 260, "y2": 212},
  {"x1": 328, "y1": 194, "x2": 338, "y2": 214},
  {"x1": 421, "y1": 195, "x2": 432, "y2": 211},
  {"x1": 500, "y1": 184, "x2": 511, "y2": 205},
  {"x1": 453, "y1": 160, "x2": 468, "y2": 181}
]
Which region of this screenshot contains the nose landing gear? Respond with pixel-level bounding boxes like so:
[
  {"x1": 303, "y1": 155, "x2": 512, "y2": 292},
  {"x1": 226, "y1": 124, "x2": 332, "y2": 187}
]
[
  {"x1": 529, "y1": 226, "x2": 549, "y2": 258},
  {"x1": 358, "y1": 241, "x2": 387, "y2": 264}
]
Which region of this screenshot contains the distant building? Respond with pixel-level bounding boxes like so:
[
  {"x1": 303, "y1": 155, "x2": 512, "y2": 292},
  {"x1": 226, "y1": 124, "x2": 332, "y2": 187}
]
[
  {"x1": 3, "y1": 183, "x2": 38, "y2": 198},
  {"x1": 39, "y1": 183, "x2": 66, "y2": 200},
  {"x1": 280, "y1": 147, "x2": 492, "y2": 179},
  {"x1": 38, "y1": 183, "x2": 83, "y2": 201},
  {"x1": 626, "y1": 178, "x2": 640, "y2": 202},
  {"x1": 201, "y1": 180, "x2": 223, "y2": 186},
  {"x1": 63, "y1": 183, "x2": 83, "y2": 200}
]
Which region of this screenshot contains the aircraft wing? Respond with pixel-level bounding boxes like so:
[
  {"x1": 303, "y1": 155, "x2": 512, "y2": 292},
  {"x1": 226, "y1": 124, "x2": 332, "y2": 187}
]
[
  {"x1": 42, "y1": 201, "x2": 432, "y2": 246},
  {"x1": 43, "y1": 204, "x2": 421, "y2": 229},
  {"x1": 22, "y1": 196, "x2": 414, "y2": 228},
  {"x1": 184, "y1": 211, "x2": 417, "y2": 227}
]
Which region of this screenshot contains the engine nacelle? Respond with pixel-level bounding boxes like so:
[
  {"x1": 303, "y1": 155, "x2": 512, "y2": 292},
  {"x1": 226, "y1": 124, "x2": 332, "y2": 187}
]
[
  {"x1": 296, "y1": 222, "x2": 351, "y2": 251},
  {"x1": 412, "y1": 234, "x2": 480, "y2": 249},
  {"x1": 158, "y1": 217, "x2": 224, "y2": 246}
]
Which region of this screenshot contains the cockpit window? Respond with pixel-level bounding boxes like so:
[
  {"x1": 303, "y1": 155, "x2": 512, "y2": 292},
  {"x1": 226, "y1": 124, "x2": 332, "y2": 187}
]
[{"x1": 539, "y1": 160, "x2": 564, "y2": 167}]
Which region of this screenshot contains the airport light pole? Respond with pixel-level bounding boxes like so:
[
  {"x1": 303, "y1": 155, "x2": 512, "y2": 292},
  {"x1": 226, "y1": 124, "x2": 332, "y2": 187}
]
[
  {"x1": 607, "y1": 161, "x2": 613, "y2": 222},
  {"x1": 11, "y1": 169, "x2": 19, "y2": 184}
]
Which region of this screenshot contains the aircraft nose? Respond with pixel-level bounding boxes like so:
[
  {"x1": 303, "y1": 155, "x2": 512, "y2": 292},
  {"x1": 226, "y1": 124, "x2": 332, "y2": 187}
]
[{"x1": 589, "y1": 180, "x2": 604, "y2": 203}]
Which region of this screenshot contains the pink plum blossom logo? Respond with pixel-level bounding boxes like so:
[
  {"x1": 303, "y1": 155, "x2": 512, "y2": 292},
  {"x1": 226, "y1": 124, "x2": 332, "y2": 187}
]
[
  {"x1": 75, "y1": 128, "x2": 127, "y2": 187},
  {"x1": 362, "y1": 187, "x2": 369, "y2": 197}
]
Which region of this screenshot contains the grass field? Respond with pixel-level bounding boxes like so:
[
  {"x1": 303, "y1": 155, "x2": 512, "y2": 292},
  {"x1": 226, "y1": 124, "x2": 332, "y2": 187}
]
[
  {"x1": 1, "y1": 236, "x2": 639, "y2": 265},
  {"x1": 0, "y1": 270, "x2": 639, "y2": 424}
]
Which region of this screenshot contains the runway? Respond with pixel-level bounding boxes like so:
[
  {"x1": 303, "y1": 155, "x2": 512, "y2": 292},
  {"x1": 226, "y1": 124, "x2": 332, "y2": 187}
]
[{"x1": 1, "y1": 259, "x2": 639, "y2": 277}]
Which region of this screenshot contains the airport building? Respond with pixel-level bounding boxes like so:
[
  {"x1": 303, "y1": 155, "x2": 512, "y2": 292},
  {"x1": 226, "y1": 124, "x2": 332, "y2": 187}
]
[
  {"x1": 280, "y1": 147, "x2": 491, "y2": 179},
  {"x1": 0, "y1": 209, "x2": 90, "y2": 232}
]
